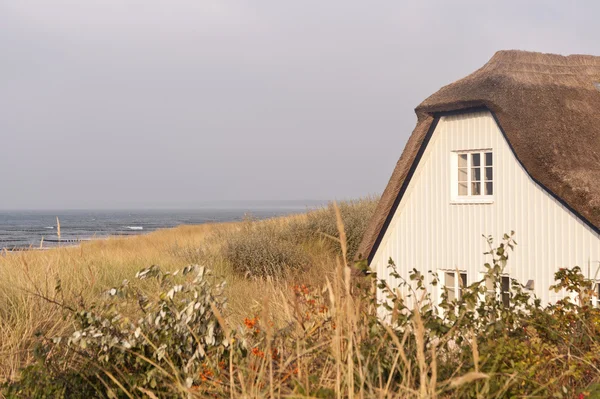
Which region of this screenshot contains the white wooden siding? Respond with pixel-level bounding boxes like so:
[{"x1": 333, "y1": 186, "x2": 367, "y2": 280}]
[{"x1": 373, "y1": 111, "x2": 600, "y2": 306}]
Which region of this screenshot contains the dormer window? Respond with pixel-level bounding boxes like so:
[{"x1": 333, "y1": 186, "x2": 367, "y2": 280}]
[{"x1": 452, "y1": 150, "x2": 494, "y2": 203}]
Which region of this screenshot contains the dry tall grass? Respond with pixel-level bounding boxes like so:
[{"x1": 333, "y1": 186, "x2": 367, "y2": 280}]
[
  {"x1": 0, "y1": 199, "x2": 374, "y2": 384},
  {"x1": 0, "y1": 219, "x2": 318, "y2": 381}
]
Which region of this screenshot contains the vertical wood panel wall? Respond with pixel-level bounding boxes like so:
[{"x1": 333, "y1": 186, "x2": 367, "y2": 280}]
[{"x1": 373, "y1": 111, "x2": 600, "y2": 306}]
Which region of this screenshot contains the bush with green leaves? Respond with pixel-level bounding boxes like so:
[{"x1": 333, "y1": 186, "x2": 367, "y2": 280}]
[
  {"x1": 4, "y1": 264, "x2": 235, "y2": 398},
  {"x1": 372, "y1": 233, "x2": 600, "y2": 398},
  {"x1": 215, "y1": 197, "x2": 378, "y2": 278},
  {"x1": 292, "y1": 197, "x2": 379, "y2": 261}
]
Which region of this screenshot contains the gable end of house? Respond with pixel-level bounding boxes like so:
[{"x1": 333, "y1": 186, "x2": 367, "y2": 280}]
[
  {"x1": 366, "y1": 107, "x2": 600, "y2": 264},
  {"x1": 359, "y1": 50, "x2": 600, "y2": 264}
]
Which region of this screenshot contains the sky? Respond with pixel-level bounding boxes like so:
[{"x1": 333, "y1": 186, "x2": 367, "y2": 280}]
[{"x1": 0, "y1": 1, "x2": 598, "y2": 209}]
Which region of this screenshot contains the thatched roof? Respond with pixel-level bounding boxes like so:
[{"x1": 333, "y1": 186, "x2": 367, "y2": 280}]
[{"x1": 357, "y1": 50, "x2": 600, "y2": 262}]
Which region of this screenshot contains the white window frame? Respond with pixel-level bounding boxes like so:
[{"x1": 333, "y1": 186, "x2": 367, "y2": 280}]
[
  {"x1": 441, "y1": 270, "x2": 468, "y2": 302},
  {"x1": 592, "y1": 281, "x2": 600, "y2": 308},
  {"x1": 451, "y1": 149, "x2": 494, "y2": 204}
]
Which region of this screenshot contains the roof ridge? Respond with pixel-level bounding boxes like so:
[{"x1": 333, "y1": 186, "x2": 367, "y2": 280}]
[{"x1": 490, "y1": 50, "x2": 600, "y2": 66}]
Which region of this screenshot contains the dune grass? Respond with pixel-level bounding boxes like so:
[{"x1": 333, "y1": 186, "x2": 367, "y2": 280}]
[
  {"x1": 0, "y1": 199, "x2": 379, "y2": 383},
  {"x1": 0, "y1": 223, "x2": 221, "y2": 381}
]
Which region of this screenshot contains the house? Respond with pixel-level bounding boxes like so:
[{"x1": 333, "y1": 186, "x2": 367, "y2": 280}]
[{"x1": 357, "y1": 50, "x2": 600, "y2": 306}]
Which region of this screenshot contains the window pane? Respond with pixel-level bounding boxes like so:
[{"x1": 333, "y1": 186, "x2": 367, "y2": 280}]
[
  {"x1": 472, "y1": 167, "x2": 481, "y2": 181},
  {"x1": 458, "y1": 182, "x2": 468, "y2": 196},
  {"x1": 472, "y1": 153, "x2": 481, "y2": 167},
  {"x1": 502, "y1": 276, "x2": 510, "y2": 292},
  {"x1": 485, "y1": 167, "x2": 493, "y2": 181},
  {"x1": 485, "y1": 152, "x2": 493, "y2": 166},
  {"x1": 502, "y1": 276, "x2": 510, "y2": 308},
  {"x1": 460, "y1": 273, "x2": 467, "y2": 287},
  {"x1": 445, "y1": 272, "x2": 456, "y2": 301},
  {"x1": 471, "y1": 182, "x2": 481, "y2": 195},
  {"x1": 485, "y1": 277, "x2": 494, "y2": 291},
  {"x1": 458, "y1": 154, "x2": 467, "y2": 167},
  {"x1": 445, "y1": 272, "x2": 455, "y2": 286},
  {"x1": 458, "y1": 168, "x2": 468, "y2": 182},
  {"x1": 447, "y1": 289, "x2": 456, "y2": 301},
  {"x1": 485, "y1": 182, "x2": 493, "y2": 195},
  {"x1": 502, "y1": 292, "x2": 510, "y2": 307}
]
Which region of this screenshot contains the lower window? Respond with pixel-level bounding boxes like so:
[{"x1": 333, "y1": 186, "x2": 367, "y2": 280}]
[
  {"x1": 501, "y1": 276, "x2": 510, "y2": 307},
  {"x1": 590, "y1": 281, "x2": 600, "y2": 307},
  {"x1": 444, "y1": 271, "x2": 467, "y2": 301},
  {"x1": 484, "y1": 275, "x2": 510, "y2": 307}
]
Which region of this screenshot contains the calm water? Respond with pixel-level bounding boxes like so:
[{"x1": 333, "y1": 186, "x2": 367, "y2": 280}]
[{"x1": 0, "y1": 202, "x2": 323, "y2": 250}]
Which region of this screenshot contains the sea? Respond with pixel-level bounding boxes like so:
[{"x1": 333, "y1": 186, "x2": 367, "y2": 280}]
[{"x1": 0, "y1": 201, "x2": 325, "y2": 250}]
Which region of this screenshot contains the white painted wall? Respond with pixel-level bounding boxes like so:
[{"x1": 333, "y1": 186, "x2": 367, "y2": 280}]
[{"x1": 372, "y1": 111, "x2": 600, "y2": 307}]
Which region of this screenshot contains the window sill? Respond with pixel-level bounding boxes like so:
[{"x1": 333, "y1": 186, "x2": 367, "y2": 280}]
[{"x1": 450, "y1": 198, "x2": 494, "y2": 205}]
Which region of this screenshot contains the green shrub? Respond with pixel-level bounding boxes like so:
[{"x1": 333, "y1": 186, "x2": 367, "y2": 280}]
[
  {"x1": 373, "y1": 233, "x2": 600, "y2": 398},
  {"x1": 218, "y1": 217, "x2": 310, "y2": 278},
  {"x1": 292, "y1": 197, "x2": 379, "y2": 261},
  {"x1": 4, "y1": 264, "x2": 233, "y2": 398},
  {"x1": 214, "y1": 197, "x2": 378, "y2": 278}
]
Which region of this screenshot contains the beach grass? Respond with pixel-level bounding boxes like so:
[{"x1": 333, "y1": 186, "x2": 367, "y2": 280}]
[
  {"x1": 0, "y1": 222, "x2": 220, "y2": 380},
  {"x1": 0, "y1": 199, "x2": 377, "y2": 383}
]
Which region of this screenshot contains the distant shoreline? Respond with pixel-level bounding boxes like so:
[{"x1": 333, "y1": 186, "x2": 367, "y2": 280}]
[
  {"x1": 0, "y1": 210, "x2": 310, "y2": 253},
  {"x1": 0, "y1": 206, "x2": 320, "y2": 252},
  {"x1": 2, "y1": 235, "x2": 107, "y2": 253}
]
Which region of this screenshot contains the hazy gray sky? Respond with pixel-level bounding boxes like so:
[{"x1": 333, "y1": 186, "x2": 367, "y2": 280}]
[{"x1": 1, "y1": 1, "x2": 598, "y2": 209}]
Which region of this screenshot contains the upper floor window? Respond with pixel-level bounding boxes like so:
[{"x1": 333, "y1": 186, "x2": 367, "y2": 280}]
[{"x1": 452, "y1": 150, "x2": 493, "y2": 203}]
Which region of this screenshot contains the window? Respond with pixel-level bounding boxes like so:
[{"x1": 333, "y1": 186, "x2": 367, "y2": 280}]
[
  {"x1": 453, "y1": 150, "x2": 493, "y2": 202},
  {"x1": 591, "y1": 281, "x2": 600, "y2": 307},
  {"x1": 484, "y1": 274, "x2": 511, "y2": 307},
  {"x1": 501, "y1": 276, "x2": 510, "y2": 307},
  {"x1": 484, "y1": 276, "x2": 495, "y2": 298},
  {"x1": 444, "y1": 271, "x2": 467, "y2": 301}
]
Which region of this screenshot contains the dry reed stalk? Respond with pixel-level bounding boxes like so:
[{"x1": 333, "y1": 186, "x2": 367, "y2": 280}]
[
  {"x1": 260, "y1": 295, "x2": 275, "y2": 399},
  {"x1": 330, "y1": 258, "x2": 343, "y2": 399},
  {"x1": 338, "y1": 213, "x2": 357, "y2": 399},
  {"x1": 471, "y1": 331, "x2": 482, "y2": 399}
]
